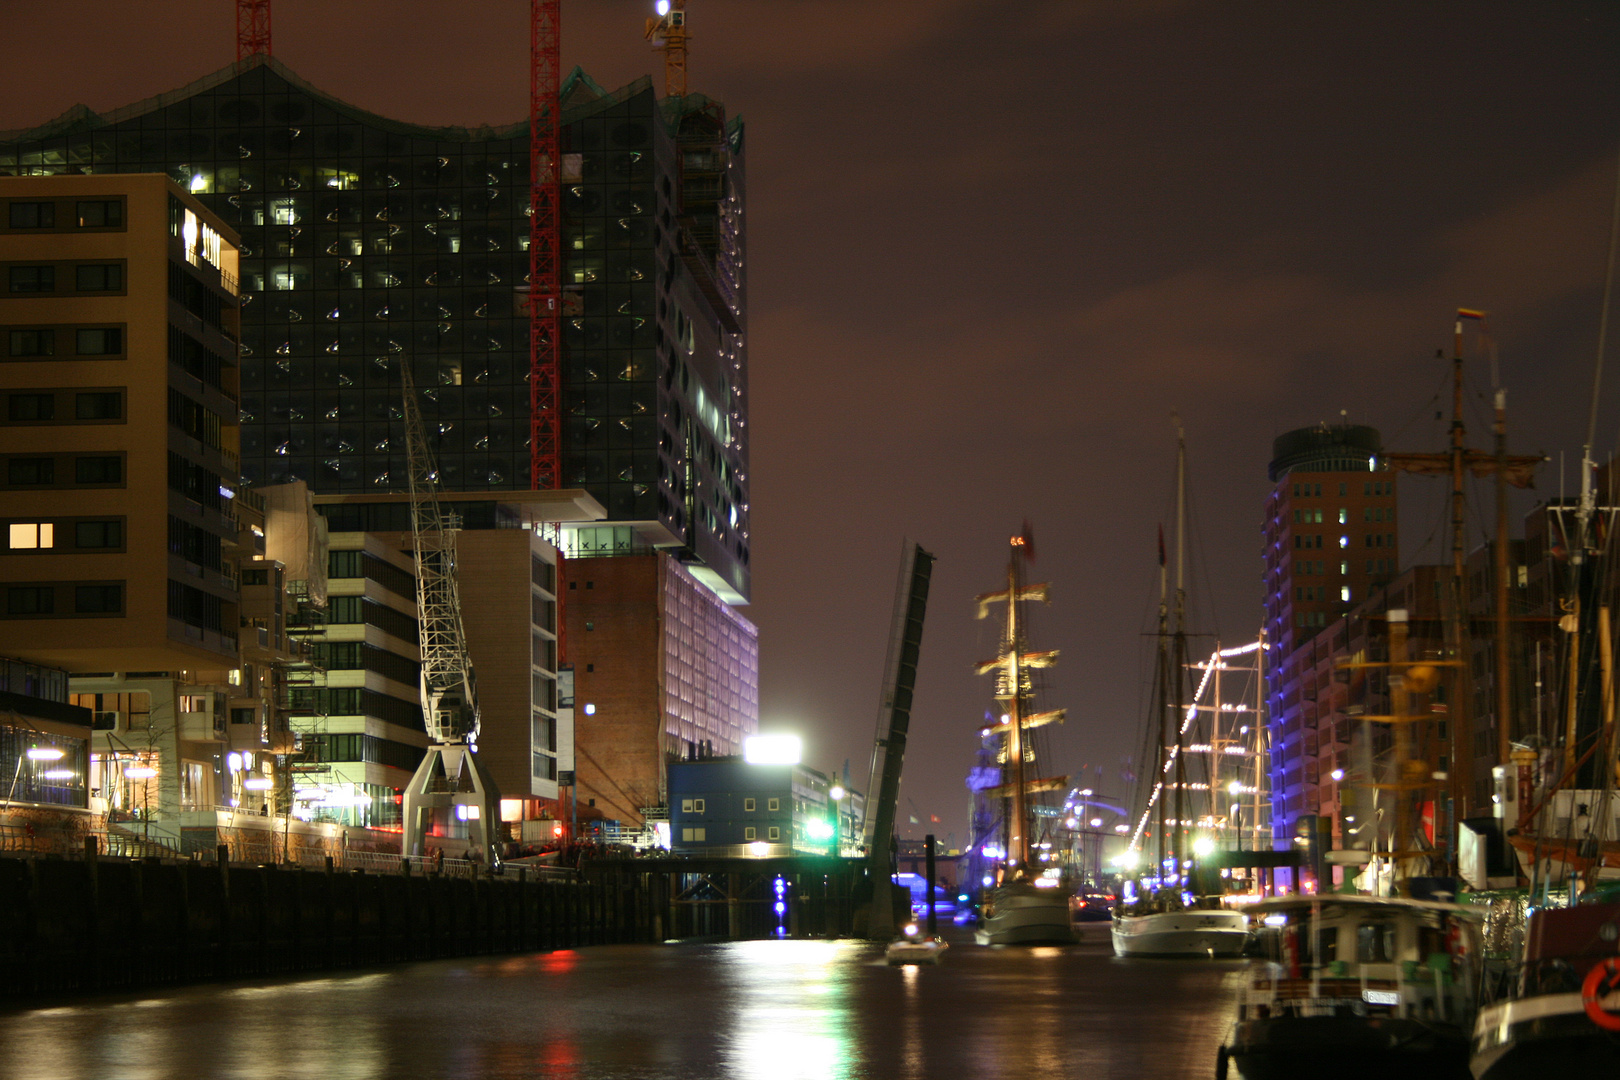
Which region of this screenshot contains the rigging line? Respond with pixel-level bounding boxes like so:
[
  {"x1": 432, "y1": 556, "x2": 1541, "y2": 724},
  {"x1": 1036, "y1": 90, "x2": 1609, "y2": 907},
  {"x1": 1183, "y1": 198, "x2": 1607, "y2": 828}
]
[{"x1": 1588, "y1": 137, "x2": 1620, "y2": 458}]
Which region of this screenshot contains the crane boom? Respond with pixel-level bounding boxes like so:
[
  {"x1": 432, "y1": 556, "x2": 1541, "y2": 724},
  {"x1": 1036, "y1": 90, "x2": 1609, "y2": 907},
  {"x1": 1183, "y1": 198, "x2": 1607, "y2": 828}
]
[{"x1": 400, "y1": 363, "x2": 501, "y2": 862}]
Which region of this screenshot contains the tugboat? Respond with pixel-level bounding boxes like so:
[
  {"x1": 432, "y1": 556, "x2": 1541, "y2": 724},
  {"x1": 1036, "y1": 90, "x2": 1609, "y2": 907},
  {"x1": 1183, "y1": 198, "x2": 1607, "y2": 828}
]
[
  {"x1": 1470, "y1": 899, "x2": 1620, "y2": 1077},
  {"x1": 972, "y1": 526, "x2": 1073, "y2": 947},
  {"x1": 1220, "y1": 894, "x2": 1485, "y2": 1080}
]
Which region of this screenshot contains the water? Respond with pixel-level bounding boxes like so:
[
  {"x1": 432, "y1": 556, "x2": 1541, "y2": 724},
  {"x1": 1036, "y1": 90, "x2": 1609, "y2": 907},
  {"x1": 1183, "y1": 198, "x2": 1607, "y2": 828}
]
[{"x1": 0, "y1": 930, "x2": 1245, "y2": 1079}]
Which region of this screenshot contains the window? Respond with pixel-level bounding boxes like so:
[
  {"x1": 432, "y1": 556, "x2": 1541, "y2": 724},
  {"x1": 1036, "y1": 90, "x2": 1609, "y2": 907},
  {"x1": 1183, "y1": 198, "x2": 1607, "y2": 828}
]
[
  {"x1": 767, "y1": 826, "x2": 780, "y2": 841},
  {"x1": 6, "y1": 586, "x2": 53, "y2": 615},
  {"x1": 680, "y1": 827, "x2": 706, "y2": 842},
  {"x1": 8, "y1": 203, "x2": 54, "y2": 228},
  {"x1": 767, "y1": 797, "x2": 780, "y2": 812},
  {"x1": 1341, "y1": 586, "x2": 1351, "y2": 602},
  {"x1": 9, "y1": 266, "x2": 54, "y2": 293},
  {"x1": 743, "y1": 798, "x2": 756, "y2": 812},
  {"x1": 1340, "y1": 561, "x2": 1348, "y2": 575},
  {"x1": 75, "y1": 328, "x2": 122, "y2": 355},
  {"x1": 7, "y1": 329, "x2": 53, "y2": 357},
  {"x1": 75, "y1": 392, "x2": 121, "y2": 420},
  {"x1": 680, "y1": 798, "x2": 694, "y2": 813},
  {"x1": 8, "y1": 458, "x2": 53, "y2": 485},
  {"x1": 1339, "y1": 483, "x2": 1347, "y2": 495},
  {"x1": 744, "y1": 826, "x2": 756, "y2": 841},
  {"x1": 75, "y1": 456, "x2": 120, "y2": 484},
  {"x1": 1338, "y1": 535, "x2": 1349, "y2": 549},
  {"x1": 8, "y1": 393, "x2": 53, "y2": 421},
  {"x1": 75, "y1": 520, "x2": 122, "y2": 549},
  {"x1": 1338, "y1": 509, "x2": 1347, "y2": 524},
  {"x1": 692, "y1": 798, "x2": 705, "y2": 813},
  {"x1": 74, "y1": 584, "x2": 122, "y2": 613},
  {"x1": 8, "y1": 523, "x2": 53, "y2": 549},
  {"x1": 76, "y1": 201, "x2": 122, "y2": 228},
  {"x1": 75, "y1": 264, "x2": 123, "y2": 292}
]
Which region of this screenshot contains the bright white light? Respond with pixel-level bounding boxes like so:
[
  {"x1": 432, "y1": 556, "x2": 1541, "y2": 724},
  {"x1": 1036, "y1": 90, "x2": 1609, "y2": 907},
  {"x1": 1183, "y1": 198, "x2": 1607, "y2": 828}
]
[
  {"x1": 227, "y1": 752, "x2": 243, "y2": 772},
  {"x1": 902, "y1": 922, "x2": 918, "y2": 937},
  {"x1": 655, "y1": 0, "x2": 671, "y2": 15},
  {"x1": 1079, "y1": 788, "x2": 1094, "y2": 796},
  {"x1": 41, "y1": 769, "x2": 74, "y2": 780},
  {"x1": 748, "y1": 841, "x2": 771, "y2": 857},
  {"x1": 243, "y1": 778, "x2": 272, "y2": 791},
  {"x1": 829, "y1": 784, "x2": 845, "y2": 801},
  {"x1": 1192, "y1": 835, "x2": 1216, "y2": 858},
  {"x1": 1263, "y1": 913, "x2": 1287, "y2": 927},
  {"x1": 1116, "y1": 849, "x2": 1141, "y2": 870},
  {"x1": 744, "y1": 734, "x2": 802, "y2": 765},
  {"x1": 189, "y1": 174, "x2": 207, "y2": 192},
  {"x1": 806, "y1": 819, "x2": 833, "y2": 841},
  {"x1": 1114, "y1": 824, "x2": 1129, "y2": 833},
  {"x1": 1065, "y1": 817, "x2": 1078, "y2": 828},
  {"x1": 981, "y1": 874, "x2": 993, "y2": 886},
  {"x1": 1229, "y1": 779, "x2": 1245, "y2": 794},
  {"x1": 26, "y1": 747, "x2": 63, "y2": 761},
  {"x1": 1089, "y1": 817, "x2": 1102, "y2": 828},
  {"x1": 584, "y1": 703, "x2": 596, "y2": 715},
  {"x1": 1330, "y1": 768, "x2": 1344, "y2": 781},
  {"x1": 125, "y1": 766, "x2": 157, "y2": 779}
]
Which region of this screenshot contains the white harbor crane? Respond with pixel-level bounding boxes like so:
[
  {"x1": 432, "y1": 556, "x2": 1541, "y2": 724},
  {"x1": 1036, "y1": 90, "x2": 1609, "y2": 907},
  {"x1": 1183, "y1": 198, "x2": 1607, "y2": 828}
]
[{"x1": 399, "y1": 362, "x2": 502, "y2": 865}]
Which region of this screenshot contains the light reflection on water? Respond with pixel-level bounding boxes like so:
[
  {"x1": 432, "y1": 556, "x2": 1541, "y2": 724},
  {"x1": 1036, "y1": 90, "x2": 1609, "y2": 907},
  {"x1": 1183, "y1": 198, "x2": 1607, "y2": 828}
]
[{"x1": 0, "y1": 936, "x2": 1243, "y2": 1080}]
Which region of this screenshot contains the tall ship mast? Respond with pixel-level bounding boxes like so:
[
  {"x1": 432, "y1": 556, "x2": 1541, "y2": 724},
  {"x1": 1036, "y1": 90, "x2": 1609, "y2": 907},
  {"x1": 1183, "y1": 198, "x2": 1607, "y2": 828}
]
[{"x1": 972, "y1": 527, "x2": 1073, "y2": 946}]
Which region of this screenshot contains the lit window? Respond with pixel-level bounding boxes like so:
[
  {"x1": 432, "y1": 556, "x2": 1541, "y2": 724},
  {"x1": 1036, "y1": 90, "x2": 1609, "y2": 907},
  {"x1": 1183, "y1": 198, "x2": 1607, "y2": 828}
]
[
  {"x1": 1338, "y1": 509, "x2": 1347, "y2": 524},
  {"x1": 1340, "y1": 562, "x2": 1348, "y2": 575},
  {"x1": 1339, "y1": 535, "x2": 1349, "y2": 549},
  {"x1": 680, "y1": 798, "x2": 693, "y2": 813},
  {"x1": 1341, "y1": 586, "x2": 1351, "y2": 602},
  {"x1": 9, "y1": 522, "x2": 53, "y2": 549}
]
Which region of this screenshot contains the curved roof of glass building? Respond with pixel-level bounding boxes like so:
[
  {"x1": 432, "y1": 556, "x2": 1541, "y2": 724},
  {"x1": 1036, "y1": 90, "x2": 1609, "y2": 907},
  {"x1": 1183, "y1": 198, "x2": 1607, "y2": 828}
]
[{"x1": 1268, "y1": 423, "x2": 1382, "y2": 482}]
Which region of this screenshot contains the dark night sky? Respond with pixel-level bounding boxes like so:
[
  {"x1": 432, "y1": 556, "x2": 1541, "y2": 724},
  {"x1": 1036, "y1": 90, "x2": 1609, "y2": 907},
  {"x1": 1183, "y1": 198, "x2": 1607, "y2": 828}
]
[{"x1": 6, "y1": 1, "x2": 1620, "y2": 848}]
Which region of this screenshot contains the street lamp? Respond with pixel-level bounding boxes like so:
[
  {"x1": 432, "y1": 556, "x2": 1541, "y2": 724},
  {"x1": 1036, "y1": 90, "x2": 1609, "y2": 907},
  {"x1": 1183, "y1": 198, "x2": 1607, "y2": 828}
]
[{"x1": 828, "y1": 784, "x2": 846, "y2": 856}]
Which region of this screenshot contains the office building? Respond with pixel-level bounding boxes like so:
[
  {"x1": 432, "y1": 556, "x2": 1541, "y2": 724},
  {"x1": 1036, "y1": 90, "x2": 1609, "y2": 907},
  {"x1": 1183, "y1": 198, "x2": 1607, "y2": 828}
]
[
  {"x1": 0, "y1": 55, "x2": 750, "y2": 606},
  {"x1": 667, "y1": 756, "x2": 840, "y2": 857}
]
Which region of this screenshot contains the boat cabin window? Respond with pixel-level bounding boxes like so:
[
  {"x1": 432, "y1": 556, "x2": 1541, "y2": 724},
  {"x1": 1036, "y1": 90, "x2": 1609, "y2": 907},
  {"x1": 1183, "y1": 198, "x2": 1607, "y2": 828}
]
[{"x1": 1356, "y1": 922, "x2": 1396, "y2": 962}]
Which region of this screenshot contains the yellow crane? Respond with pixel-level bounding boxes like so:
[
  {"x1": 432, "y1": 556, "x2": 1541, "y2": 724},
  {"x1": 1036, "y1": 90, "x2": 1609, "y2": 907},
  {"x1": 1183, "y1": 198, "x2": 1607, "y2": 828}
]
[{"x1": 644, "y1": 0, "x2": 689, "y2": 97}]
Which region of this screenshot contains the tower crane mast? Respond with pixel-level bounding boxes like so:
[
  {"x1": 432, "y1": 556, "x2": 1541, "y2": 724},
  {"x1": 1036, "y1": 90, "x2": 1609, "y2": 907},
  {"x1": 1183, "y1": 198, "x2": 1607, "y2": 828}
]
[
  {"x1": 644, "y1": 1, "x2": 689, "y2": 97},
  {"x1": 236, "y1": 0, "x2": 272, "y2": 61},
  {"x1": 399, "y1": 363, "x2": 501, "y2": 863}
]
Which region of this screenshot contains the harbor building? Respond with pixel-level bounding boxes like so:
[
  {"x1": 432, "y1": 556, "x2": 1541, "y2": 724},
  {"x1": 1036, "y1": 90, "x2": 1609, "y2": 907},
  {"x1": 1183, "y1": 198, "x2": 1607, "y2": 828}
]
[
  {"x1": 1262, "y1": 424, "x2": 1400, "y2": 845},
  {"x1": 0, "y1": 56, "x2": 750, "y2": 606},
  {"x1": 667, "y1": 755, "x2": 840, "y2": 857},
  {"x1": 0, "y1": 56, "x2": 759, "y2": 831}
]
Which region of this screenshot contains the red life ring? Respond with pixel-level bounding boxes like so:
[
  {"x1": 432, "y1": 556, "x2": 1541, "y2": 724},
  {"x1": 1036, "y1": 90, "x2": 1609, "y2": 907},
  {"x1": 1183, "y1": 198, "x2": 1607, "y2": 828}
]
[{"x1": 1582, "y1": 958, "x2": 1620, "y2": 1031}]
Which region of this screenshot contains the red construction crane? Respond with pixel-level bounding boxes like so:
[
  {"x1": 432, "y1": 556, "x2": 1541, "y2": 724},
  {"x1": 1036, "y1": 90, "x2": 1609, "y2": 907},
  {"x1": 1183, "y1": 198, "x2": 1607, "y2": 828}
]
[
  {"x1": 237, "y1": 0, "x2": 272, "y2": 61},
  {"x1": 529, "y1": 0, "x2": 562, "y2": 494}
]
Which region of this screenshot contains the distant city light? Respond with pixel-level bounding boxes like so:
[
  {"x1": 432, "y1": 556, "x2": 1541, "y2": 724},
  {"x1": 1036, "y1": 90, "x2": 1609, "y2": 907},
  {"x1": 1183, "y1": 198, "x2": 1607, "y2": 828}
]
[
  {"x1": 655, "y1": 0, "x2": 671, "y2": 15},
  {"x1": 1089, "y1": 817, "x2": 1102, "y2": 828},
  {"x1": 829, "y1": 784, "x2": 846, "y2": 801}
]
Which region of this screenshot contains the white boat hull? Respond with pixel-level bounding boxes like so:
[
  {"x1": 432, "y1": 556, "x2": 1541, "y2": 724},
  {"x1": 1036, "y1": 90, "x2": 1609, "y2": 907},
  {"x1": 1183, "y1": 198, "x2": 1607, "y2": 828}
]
[
  {"x1": 1111, "y1": 909, "x2": 1247, "y2": 957},
  {"x1": 975, "y1": 885, "x2": 1073, "y2": 946}
]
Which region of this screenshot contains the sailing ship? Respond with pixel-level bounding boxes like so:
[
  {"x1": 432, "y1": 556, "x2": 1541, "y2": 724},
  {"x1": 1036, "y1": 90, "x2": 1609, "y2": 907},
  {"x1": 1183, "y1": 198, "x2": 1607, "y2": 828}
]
[
  {"x1": 972, "y1": 527, "x2": 1074, "y2": 946},
  {"x1": 1113, "y1": 422, "x2": 1250, "y2": 958}
]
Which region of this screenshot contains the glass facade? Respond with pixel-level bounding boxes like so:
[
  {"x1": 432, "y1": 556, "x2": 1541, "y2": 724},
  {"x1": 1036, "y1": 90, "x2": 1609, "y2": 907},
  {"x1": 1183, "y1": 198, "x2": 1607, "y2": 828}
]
[{"x1": 0, "y1": 58, "x2": 750, "y2": 602}]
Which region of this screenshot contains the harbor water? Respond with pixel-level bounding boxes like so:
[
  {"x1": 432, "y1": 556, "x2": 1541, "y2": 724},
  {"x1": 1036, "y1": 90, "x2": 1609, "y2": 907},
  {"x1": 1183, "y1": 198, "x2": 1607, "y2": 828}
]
[{"x1": 0, "y1": 928, "x2": 1245, "y2": 1080}]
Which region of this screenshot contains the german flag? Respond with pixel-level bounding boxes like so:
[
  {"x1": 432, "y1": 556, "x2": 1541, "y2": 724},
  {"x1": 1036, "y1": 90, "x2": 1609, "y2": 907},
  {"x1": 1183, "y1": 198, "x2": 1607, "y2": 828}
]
[{"x1": 1457, "y1": 308, "x2": 1488, "y2": 320}]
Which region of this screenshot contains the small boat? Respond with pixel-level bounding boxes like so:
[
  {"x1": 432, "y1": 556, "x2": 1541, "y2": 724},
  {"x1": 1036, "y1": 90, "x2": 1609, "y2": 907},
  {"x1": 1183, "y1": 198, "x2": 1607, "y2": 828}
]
[
  {"x1": 1113, "y1": 897, "x2": 1249, "y2": 958},
  {"x1": 886, "y1": 922, "x2": 949, "y2": 965},
  {"x1": 970, "y1": 526, "x2": 1073, "y2": 948},
  {"x1": 1470, "y1": 899, "x2": 1620, "y2": 1078},
  {"x1": 1219, "y1": 895, "x2": 1484, "y2": 1080}
]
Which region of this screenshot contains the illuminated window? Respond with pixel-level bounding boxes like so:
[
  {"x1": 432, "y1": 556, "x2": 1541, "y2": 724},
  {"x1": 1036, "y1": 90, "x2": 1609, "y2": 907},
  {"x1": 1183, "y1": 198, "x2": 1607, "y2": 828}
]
[
  {"x1": 1341, "y1": 586, "x2": 1351, "y2": 602},
  {"x1": 1338, "y1": 509, "x2": 1347, "y2": 524},
  {"x1": 1340, "y1": 562, "x2": 1348, "y2": 575},
  {"x1": 9, "y1": 522, "x2": 53, "y2": 549},
  {"x1": 1339, "y1": 535, "x2": 1349, "y2": 549},
  {"x1": 76, "y1": 201, "x2": 122, "y2": 228}
]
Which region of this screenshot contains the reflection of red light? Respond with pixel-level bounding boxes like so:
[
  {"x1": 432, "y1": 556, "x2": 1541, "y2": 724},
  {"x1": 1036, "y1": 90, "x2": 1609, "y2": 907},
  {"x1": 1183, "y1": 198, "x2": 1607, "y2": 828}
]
[
  {"x1": 541, "y1": 1036, "x2": 579, "y2": 1070},
  {"x1": 553, "y1": 823, "x2": 563, "y2": 837},
  {"x1": 542, "y1": 950, "x2": 578, "y2": 974}
]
